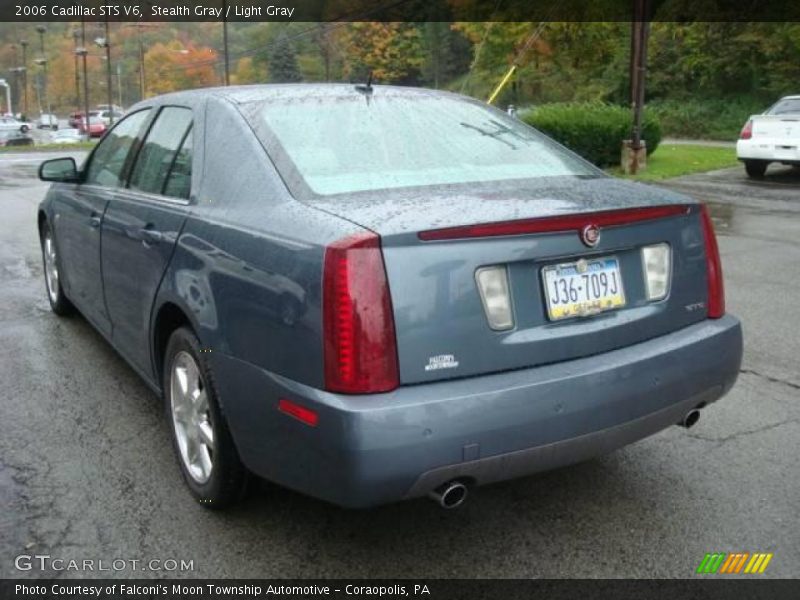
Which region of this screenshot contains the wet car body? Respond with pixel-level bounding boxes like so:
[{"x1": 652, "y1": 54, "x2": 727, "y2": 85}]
[{"x1": 37, "y1": 85, "x2": 742, "y2": 508}]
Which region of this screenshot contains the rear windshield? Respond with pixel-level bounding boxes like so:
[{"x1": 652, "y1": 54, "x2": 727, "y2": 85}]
[
  {"x1": 244, "y1": 92, "x2": 597, "y2": 197},
  {"x1": 767, "y1": 98, "x2": 800, "y2": 115}
]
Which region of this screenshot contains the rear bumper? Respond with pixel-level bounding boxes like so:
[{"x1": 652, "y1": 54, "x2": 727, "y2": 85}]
[
  {"x1": 213, "y1": 315, "x2": 742, "y2": 508},
  {"x1": 737, "y1": 139, "x2": 800, "y2": 163}
]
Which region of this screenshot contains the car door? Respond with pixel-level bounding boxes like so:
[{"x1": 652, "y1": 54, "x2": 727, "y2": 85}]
[
  {"x1": 51, "y1": 108, "x2": 152, "y2": 335},
  {"x1": 101, "y1": 105, "x2": 195, "y2": 378}
]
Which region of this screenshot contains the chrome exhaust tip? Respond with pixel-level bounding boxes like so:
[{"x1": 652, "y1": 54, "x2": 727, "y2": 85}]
[
  {"x1": 680, "y1": 409, "x2": 701, "y2": 429},
  {"x1": 429, "y1": 481, "x2": 468, "y2": 509}
]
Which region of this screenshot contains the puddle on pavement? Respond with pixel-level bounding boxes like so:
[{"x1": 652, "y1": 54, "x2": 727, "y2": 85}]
[{"x1": 705, "y1": 201, "x2": 735, "y2": 236}]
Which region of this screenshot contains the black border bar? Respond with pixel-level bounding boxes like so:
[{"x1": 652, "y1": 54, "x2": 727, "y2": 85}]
[
  {"x1": 3, "y1": 0, "x2": 800, "y2": 22},
  {"x1": 2, "y1": 580, "x2": 800, "y2": 600}
]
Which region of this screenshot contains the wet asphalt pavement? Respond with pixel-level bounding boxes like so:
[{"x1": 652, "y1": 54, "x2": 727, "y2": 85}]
[{"x1": 0, "y1": 154, "x2": 798, "y2": 579}]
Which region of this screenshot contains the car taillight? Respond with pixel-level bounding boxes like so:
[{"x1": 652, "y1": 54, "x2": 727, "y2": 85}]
[
  {"x1": 739, "y1": 120, "x2": 753, "y2": 140},
  {"x1": 700, "y1": 205, "x2": 725, "y2": 318},
  {"x1": 323, "y1": 232, "x2": 399, "y2": 394}
]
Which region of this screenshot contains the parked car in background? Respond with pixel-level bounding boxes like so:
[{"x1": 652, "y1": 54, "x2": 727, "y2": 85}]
[
  {"x1": 0, "y1": 129, "x2": 34, "y2": 147},
  {"x1": 50, "y1": 128, "x2": 86, "y2": 145},
  {"x1": 77, "y1": 112, "x2": 107, "y2": 138},
  {"x1": 68, "y1": 112, "x2": 84, "y2": 129},
  {"x1": 97, "y1": 109, "x2": 124, "y2": 126},
  {"x1": 0, "y1": 115, "x2": 30, "y2": 134},
  {"x1": 37, "y1": 113, "x2": 59, "y2": 130},
  {"x1": 95, "y1": 103, "x2": 123, "y2": 113},
  {"x1": 36, "y1": 85, "x2": 742, "y2": 510},
  {"x1": 737, "y1": 95, "x2": 800, "y2": 177}
]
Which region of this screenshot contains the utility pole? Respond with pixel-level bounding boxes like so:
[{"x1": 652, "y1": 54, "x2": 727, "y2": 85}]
[
  {"x1": 35, "y1": 26, "x2": 49, "y2": 116},
  {"x1": 222, "y1": 0, "x2": 230, "y2": 85},
  {"x1": 103, "y1": 18, "x2": 114, "y2": 123},
  {"x1": 19, "y1": 40, "x2": 28, "y2": 119},
  {"x1": 72, "y1": 29, "x2": 81, "y2": 114},
  {"x1": 138, "y1": 23, "x2": 146, "y2": 99},
  {"x1": 117, "y1": 63, "x2": 123, "y2": 108},
  {"x1": 10, "y1": 44, "x2": 19, "y2": 115},
  {"x1": 622, "y1": 0, "x2": 650, "y2": 174},
  {"x1": 79, "y1": 20, "x2": 90, "y2": 134}
]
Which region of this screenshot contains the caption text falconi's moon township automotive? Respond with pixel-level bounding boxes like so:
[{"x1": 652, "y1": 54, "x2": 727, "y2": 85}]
[
  {"x1": 15, "y1": 583, "x2": 431, "y2": 597},
  {"x1": 15, "y1": 3, "x2": 294, "y2": 19}
]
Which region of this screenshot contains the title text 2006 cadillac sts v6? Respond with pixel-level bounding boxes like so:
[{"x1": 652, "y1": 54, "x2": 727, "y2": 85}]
[{"x1": 37, "y1": 85, "x2": 742, "y2": 509}]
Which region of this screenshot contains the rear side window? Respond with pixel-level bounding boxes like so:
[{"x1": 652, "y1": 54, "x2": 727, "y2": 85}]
[
  {"x1": 84, "y1": 109, "x2": 151, "y2": 188},
  {"x1": 129, "y1": 106, "x2": 193, "y2": 197},
  {"x1": 163, "y1": 128, "x2": 193, "y2": 200},
  {"x1": 767, "y1": 98, "x2": 800, "y2": 115}
]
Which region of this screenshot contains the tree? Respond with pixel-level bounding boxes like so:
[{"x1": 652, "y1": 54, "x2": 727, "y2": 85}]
[
  {"x1": 268, "y1": 32, "x2": 302, "y2": 83},
  {"x1": 232, "y1": 57, "x2": 262, "y2": 85},
  {"x1": 144, "y1": 41, "x2": 219, "y2": 95},
  {"x1": 421, "y1": 23, "x2": 471, "y2": 88},
  {"x1": 341, "y1": 23, "x2": 424, "y2": 84}
]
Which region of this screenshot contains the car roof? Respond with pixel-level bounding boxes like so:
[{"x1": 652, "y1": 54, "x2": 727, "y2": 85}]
[{"x1": 129, "y1": 83, "x2": 468, "y2": 111}]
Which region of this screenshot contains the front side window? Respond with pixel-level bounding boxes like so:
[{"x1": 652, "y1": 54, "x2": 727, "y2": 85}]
[
  {"x1": 129, "y1": 106, "x2": 193, "y2": 197},
  {"x1": 84, "y1": 109, "x2": 151, "y2": 188},
  {"x1": 245, "y1": 92, "x2": 598, "y2": 197}
]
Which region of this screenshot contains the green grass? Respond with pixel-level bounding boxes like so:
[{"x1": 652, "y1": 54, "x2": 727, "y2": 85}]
[
  {"x1": 608, "y1": 144, "x2": 739, "y2": 181},
  {"x1": 0, "y1": 142, "x2": 96, "y2": 153}
]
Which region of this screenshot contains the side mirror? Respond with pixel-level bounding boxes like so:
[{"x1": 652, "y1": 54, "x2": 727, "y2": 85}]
[{"x1": 39, "y1": 157, "x2": 79, "y2": 183}]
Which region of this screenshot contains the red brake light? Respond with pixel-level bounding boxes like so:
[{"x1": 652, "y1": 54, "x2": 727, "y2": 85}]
[
  {"x1": 418, "y1": 205, "x2": 690, "y2": 241},
  {"x1": 739, "y1": 120, "x2": 753, "y2": 140},
  {"x1": 700, "y1": 205, "x2": 725, "y2": 318},
  {"x1": 323, "y1": 232, "x2": 399, "y2": 394}
]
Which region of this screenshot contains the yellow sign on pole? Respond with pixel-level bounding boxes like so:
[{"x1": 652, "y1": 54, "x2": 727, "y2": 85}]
[{"x1": 487, "y1": 65, "x2": 517, "y2": 105}]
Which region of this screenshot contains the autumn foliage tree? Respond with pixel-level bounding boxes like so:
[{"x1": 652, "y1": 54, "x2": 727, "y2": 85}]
[
  {"x1": 341, "y1": 23, "x2": 425, "y2": 83},
  {"x1": 144, "y1": 41, "x2": 218, "y2": 96}
]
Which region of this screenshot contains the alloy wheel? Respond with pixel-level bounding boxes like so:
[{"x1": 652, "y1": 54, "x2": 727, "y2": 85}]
[{"x1": 170, "y1": 351, "x2": 215, "y2": 484}]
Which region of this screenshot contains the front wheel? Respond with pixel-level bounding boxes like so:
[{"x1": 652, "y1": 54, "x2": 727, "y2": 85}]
[
  {"x1": 40, "y1": 222, "x2": 74, "y2": 316},
  {"x1": 164, "y1": 327, "x2": 247, "y2": 508},
  {"x1": 744, "y1": 160, "x2": 768, "y2": 178}
]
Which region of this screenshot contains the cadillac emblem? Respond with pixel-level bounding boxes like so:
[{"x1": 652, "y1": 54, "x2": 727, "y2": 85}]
[{"x1": 580, "y1": 224, "x2": 601, "y2": 247}]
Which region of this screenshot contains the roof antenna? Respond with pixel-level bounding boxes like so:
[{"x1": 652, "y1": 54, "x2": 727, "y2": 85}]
[{"x1": 355, "y1": 70, "x2": 373, "y2": 94}]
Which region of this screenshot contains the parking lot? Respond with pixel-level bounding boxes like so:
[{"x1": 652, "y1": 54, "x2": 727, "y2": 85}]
[{"x1": 0, "y1": 153, "x2": 798, "y2": 579}]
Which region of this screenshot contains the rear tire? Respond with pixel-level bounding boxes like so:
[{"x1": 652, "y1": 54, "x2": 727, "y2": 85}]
[
  {"x1": 40, "y1": 221, "x2": 74, "y2": 316},
  {"x1": 163, "y1": 327, "x2": 247, "y2": 508},
  {"x1": 744, "y1": 160, "x2": 768, "y2": 178}
]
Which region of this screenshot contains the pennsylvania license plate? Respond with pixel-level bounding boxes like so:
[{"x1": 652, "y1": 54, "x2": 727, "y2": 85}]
[{"x1": 542, "y1": 257, "x2": 626, "y2": 321}]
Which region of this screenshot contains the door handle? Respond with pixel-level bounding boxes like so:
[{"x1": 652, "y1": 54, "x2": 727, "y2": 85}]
[
  {"x1": 140, "y1": 227, "x2": 164, "y2": 245},
  {"x1": 89, "y1": 215, "x2": 101, "y2": 228}
]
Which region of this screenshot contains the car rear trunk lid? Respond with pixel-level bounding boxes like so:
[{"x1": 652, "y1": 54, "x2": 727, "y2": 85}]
[{"x1": 312, "y1": 177, "x2": 710, "y2": 385}]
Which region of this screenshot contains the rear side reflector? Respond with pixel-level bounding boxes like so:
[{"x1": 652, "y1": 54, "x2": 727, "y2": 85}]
[
  {"x1": 323, "y1": 232, "x2": 400, "y2": 394},
  {"x1": 418, "y1": 205, "x2": 691, "y2": 241},
  {"x1": 278, "y1": 398, "x2": 319, "y2": 427},
  {"x1": 700, "y1": 205, "x2": 726, "y2": 318}
]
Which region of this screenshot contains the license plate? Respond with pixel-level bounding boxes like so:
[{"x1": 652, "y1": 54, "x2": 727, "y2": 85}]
[{"x1": 542, "y1": 257, "x2": 626, "y2": 321}]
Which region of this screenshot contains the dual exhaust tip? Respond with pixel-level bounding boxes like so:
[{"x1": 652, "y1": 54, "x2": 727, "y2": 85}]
[
  {"x1": 429, "y1": 408, "x2": 702, "y2": 508},
  {"x1": 680, "y1": 408, "x2": 701, "y2": 429},
  {"x1": 429, "y1": 481, "x2": 468, "y2": 509}
]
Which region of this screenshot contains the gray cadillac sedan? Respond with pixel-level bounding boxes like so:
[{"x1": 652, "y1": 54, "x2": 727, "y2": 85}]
[{"x1": 37, "y1": 85, "x2": 742, "y2": 509}]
